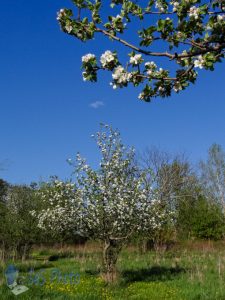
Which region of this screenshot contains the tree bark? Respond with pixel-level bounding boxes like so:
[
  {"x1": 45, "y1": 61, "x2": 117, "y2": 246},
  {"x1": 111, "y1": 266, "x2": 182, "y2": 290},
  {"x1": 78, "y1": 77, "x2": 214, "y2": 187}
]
[{"x1": 102, "y1": 239, "x2": 122, "y2": 283}]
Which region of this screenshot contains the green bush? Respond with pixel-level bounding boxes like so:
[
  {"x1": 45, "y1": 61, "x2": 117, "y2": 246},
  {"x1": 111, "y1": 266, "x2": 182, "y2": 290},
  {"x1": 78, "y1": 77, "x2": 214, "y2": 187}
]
[{"x1": 178, "y1": 196, "x2": 225, "y2": 240}]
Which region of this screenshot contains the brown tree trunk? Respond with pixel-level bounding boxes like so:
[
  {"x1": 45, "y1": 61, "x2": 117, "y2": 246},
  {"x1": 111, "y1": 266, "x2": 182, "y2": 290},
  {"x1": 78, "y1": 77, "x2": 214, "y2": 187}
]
[{"x1": 102, "y1": 239, "x2": 122, "y2": 283}]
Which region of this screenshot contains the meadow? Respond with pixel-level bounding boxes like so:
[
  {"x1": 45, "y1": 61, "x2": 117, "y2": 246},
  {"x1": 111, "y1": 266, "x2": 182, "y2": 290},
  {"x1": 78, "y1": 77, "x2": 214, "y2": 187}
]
[{"x1": 1, "y1": 241, "x2": 225, "y2": 300}]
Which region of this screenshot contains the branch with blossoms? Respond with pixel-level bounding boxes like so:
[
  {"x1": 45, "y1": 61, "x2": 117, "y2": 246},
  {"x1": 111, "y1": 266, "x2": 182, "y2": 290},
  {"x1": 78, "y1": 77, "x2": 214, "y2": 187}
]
[{"x1": 56, "y1": 0, "x2": 225, "y2": 102}]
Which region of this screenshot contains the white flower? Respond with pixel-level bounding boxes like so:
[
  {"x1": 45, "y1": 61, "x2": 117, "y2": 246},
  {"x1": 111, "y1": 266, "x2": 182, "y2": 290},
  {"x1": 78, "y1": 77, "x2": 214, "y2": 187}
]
[
  {"x1": 82, "y1": 53, "x2": 96, "y2": 63},
  {"x1": 145, "y1": 61, "x2": 157, "y2": 76},
  {"x1": 217, "y1": 15, "x2": 224, "y2": 22},
  {"x1": 138, "y1": 92, "x2": 145, "y2": 100},
  {"x1": 65, "y1": 24, "x2": 73, "y2": 33},
  {"x1": 130, "y1": 54, "x2": 143, "y2": 65},
  {"x1": 172, "y1": 1, "x2": 179, "y2": 12},
  {"x1": 57, "y1": 8, "x2": 66, "y2": 20},
  {"x1": 189, "y1": 6, "x2": 200, "y2": 19},
  {"x1": 82, "y1": 71, "x2": 88, "y2": 81},
  {"x1": 110, "y1": 82, "x2": 117, "y2": 89},
  {"x1": 155, "y1": 1, "x2": 166, "y2": 12},
  {"x1": 173, "y1": 82, "x2": 183, "y2": 92},
  {"x1": 145, "y1": 61, "x2": 156, "y2": 67},
  {"x1": 194, "y1": 55, "x2": 204, "y2": 69},
  {"x1": 147, "y1": 70, "x2": 153, "y2": 75},
  {"x1": 100, "y1": 51, "x2": 115, "y2": 67},
  {"x1": 112, "y1": 66, "x2": 132, "y2": 86},
  {"x1": 158, "y1": 86, "x2": 165, "y2": 93}
]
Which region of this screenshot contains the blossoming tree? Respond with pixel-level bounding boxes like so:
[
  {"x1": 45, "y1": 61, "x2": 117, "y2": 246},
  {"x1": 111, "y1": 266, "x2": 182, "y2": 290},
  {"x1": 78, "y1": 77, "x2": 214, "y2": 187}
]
[
  {"x1": 33, "y1": 179, "x2": 79, "y2": 240},
  {"x1": 35, "y1": 124, "x2": 167, "y2": 282},
  {"x1": 57, "y1": 0, "x2": 225, "y2": 102}
]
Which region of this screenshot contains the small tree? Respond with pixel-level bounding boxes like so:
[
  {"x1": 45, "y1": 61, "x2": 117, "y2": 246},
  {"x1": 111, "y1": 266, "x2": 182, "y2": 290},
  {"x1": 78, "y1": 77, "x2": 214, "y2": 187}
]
[
  {"x1": 36, "y1": 124, "x2": 160, "y2": 282},
  {"x1": 56, "y1": 1, "x2": 225, "y2": 101},
  {"x1": 73, "y1": 125, "x2": 152, "y2": 282},
  {"x1": 177, "y1": 192, "x2": 225, "y2": 240},
  {"x1": 200, "y1": 144, "x2": 225, "y2": 207}
]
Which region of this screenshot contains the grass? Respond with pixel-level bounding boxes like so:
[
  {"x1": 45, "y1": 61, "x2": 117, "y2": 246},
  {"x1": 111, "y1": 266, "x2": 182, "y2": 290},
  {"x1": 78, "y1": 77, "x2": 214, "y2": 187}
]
[{"x1": 1, "y1": 241, "x2": 225, "y2": 299}]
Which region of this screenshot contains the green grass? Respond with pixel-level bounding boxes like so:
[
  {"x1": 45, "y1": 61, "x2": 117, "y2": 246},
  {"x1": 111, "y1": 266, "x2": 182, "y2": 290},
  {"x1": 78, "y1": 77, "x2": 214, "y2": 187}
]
[{"x1": 1, "y1": 243, "x2": 225, "y2": 299}]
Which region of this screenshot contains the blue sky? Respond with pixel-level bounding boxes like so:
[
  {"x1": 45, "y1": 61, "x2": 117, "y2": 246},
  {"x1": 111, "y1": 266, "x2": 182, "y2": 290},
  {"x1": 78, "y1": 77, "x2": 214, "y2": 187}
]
[{"x1": 0, "y1": 0, "x2": 224, "y2": 184}]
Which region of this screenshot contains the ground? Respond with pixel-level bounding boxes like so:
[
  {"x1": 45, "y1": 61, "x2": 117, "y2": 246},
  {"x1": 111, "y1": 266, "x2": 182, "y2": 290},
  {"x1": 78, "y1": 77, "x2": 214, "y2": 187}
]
[{"x1": 1, "y1": 241, "x2": 225, "y2": 299}]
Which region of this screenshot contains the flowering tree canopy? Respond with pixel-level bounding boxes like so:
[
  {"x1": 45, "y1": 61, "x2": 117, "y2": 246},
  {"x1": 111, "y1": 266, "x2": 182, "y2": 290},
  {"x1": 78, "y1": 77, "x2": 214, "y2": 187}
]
[
  {"x1": 35, "y1": 125, "x2": 158, "y2": 240},
  {"x1": 57, "y1": 0, "x2": 225, "y2": 102}
]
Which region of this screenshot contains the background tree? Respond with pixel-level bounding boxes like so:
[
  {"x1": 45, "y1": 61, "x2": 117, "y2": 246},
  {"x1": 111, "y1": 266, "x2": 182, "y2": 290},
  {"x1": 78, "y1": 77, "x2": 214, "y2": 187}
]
[
  {"x1": 139, "y1": 146, "x2": 196, "y2": 210},
  {"x1": 0, "y1": 184, "x2": 41, "y2": 261},
  {"x1": 57, "y1": 0, "x2": 225, "y2": 101},
  {"x1": 138, "y1": 146, "x2": 200, "y2": 249},
  {"x1": 177, "y1": 189, "x2": 225, "y2": 240},
  {"x1": 199, "y1": 144, "x2": 225, "y2": 208},
  {"x1": 0, "y1": 179, "x2": 9, "y2": 203}
]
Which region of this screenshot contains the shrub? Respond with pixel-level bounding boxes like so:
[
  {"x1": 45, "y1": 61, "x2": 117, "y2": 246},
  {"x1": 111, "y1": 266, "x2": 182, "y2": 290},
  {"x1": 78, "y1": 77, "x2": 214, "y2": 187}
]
[{"x1": 178, "y1": 196, "x2": 225, "y2": 240}]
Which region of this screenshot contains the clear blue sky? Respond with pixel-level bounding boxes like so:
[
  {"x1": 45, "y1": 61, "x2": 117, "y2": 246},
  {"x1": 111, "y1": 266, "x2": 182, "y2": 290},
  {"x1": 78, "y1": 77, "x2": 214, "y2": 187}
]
[{"x1": 0, "y1": 1, "x2": 224, "y2": 184}]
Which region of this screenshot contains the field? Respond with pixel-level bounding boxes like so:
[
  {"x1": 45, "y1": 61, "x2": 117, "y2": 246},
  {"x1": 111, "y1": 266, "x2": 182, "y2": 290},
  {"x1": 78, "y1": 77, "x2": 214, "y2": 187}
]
[{"x1": 1, "y1": 241, "x2": 225, "y2": 300}]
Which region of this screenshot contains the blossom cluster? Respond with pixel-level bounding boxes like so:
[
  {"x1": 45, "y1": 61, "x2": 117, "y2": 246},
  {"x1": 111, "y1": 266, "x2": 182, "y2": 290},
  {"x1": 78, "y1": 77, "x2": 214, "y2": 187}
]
[
  {"x1": 81, "y1": 54, "x2": 97, "y2": 82},
  {"x1": 155, "y1": 1, "x2": 167, "y2": 12},
  {"x1": 145, "y1": 61, "x2": 157, "y2": 76},
  {"x1": 194, "y1": 55, "x2": 204, "y2": 69},
  {"x1": 111, "y1": 66, "x2": 132, "y2": 89},
  {"x1": 82, "y1": 54, "x2": 96, "y2": 64},
  {"x1": 189, "y1": 6, "x2": 200, "y2": 20},
  {"x1": 56, "y1": 0, "x2": 225, "y2": 102},
  {"x1": 100, "y1": 50, "x2": 118, "y2": 69},
  {"x1": 130, "y1": 54, "x2": 143, "y2": 65},
  {"x1": 171, "y1": 1, "x2": 179, "y2": 12}
]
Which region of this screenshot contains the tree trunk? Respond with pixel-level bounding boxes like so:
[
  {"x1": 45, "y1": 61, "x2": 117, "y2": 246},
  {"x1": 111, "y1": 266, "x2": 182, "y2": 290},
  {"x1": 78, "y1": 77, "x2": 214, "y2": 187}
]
[
  {"x1": 102, "y1": 239, "x2": 122, "y2": 283},
  {"x1": 21, "y1": 243, "x2": 32, "y2": 261}
]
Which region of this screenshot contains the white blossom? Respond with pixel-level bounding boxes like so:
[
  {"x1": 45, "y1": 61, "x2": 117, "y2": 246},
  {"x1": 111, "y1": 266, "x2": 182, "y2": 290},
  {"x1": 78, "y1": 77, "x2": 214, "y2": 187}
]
[
  {"x1": 65, "y1": 24, "x2": 73, "y2": 33},
  {"x1": 194, "y1": 55, "x2": 204, "y2": 69},
  {"x1": 189, "y1": 6, "x2": 200, "y2": 19},
  {"x1": 82, "y1": 53, "x2": 96, "y2": 63},
  {"x1": 217, "y1": 15, "x2": 225, "y2": 22},
  {"x1": 173, "y1": 82, "x2": 183, "y2": 92},
  {"x1": 155, "y1": 1, "x2": 166, "y2": 12},
  {"x1": 172, "y1": 1, "x2": 179, "y2": 12},
  {"x1": 138, "y1": 92, "x2": 145, "y2": 100},
  {"x1": 158, "y1": 86, "x2": 165, "y2": 93},
  {"x1": 57, "y1": 9, "x2": 66, "y2": 20},
  {"x1": 145, "y1": 61, "x2": 157, "y2": 76},
  {"x1": 130, "y1": 54, "x2": 143, "y2": 65},
  {"x1": 111, "y1": 66, "x2": 132, "y2": 88},
  {"x1": 100, "y1": 50, "x2": 116, "y2": 68}
]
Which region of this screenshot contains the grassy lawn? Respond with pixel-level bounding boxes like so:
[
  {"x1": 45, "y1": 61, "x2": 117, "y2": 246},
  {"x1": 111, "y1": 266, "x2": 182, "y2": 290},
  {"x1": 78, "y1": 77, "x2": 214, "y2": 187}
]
[{"x1": 1, "y1": 242, "x2": 225, "y2": 299}]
